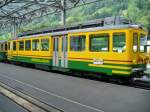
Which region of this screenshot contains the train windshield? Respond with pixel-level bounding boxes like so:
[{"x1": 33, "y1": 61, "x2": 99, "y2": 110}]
[{"x1": 140, "y1": 34, "x2": 147, "y2": 53}]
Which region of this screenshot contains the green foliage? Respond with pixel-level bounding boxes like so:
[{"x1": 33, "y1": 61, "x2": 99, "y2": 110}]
[
  {"x1": 124, "y1": 0, "x2": 150, "y2": 29},
  {"x1": 0, "y1": 0, "x2": 150, "y2": 40},
  {"x1": 0, "y1": 33, "x2": 11, "y2": 40}
]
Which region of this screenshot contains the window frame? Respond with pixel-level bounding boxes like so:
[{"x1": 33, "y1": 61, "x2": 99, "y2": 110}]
[
  {"x1": 25, "y1": 40, "x2": 31, "y2": 51},
  {"x1": 41, "y1": 38, "x2": 49, "y2": 51},
  {"x1": 70, "y1": 35, "x2": 86, "y2": 52},
  {"x1": 13, "y1": 41, "x2": 17, "y2": 51},
  {"x1": 19, "y1": 41, "x2": 24, "y2": 51},
  {"x1": 140, "y1": 33, "x2": 147, "y2": 53},
  {"x1": 89, "y1": 33, "x2": 109, "y2": 52},
  {"x1": 0, "y1": 44, "x2": 3, "y2": 51},
  {"x1": 113, "y1": 32, "x2": 126, "y2": 53},
  {"x1": 4, "y1": 43, "x2": 7, "y2": 51},
  {"x1": 32, "y1": 39, "x2": 40, "y2": 51},
  {"x1": 133, "y1": 33, "x2": 138, "y2": 53},
  {"x1": 7, "y1": 42, "x2": 10, "y2": 50}
]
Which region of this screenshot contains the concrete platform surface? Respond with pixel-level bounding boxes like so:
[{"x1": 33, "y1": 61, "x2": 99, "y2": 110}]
[
  {"x1": 0, "y1": 63, "x2": 150, "y2": 112},
  {"x1": 0, "y1": 93, "x2": 28, "y2": 112}
]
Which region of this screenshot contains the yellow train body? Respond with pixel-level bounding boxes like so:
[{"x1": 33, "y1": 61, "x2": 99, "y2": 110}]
[{"x1": 6, "y1": 25, "x2": 149, "y2": 77}]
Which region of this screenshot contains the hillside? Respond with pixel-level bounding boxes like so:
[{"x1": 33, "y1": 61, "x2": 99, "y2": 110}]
[{"x1": 0, "y1": 0, "x2": 150, "y2": 40}]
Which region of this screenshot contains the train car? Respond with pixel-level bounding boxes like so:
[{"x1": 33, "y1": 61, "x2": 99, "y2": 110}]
[
  {"x1": 7, "y1": 36, "x2": 51, "y2": 69},
  {"x1": 0, "y1": 41, "x2": 7, "y2": 61},
  {"x1": 7, "y1": 19, "x2": 150, "y2": 80}
]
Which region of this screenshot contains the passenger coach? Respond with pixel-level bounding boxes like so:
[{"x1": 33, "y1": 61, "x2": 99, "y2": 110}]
[{"x1": 6, "y1": 19, "x2": 150, "y2": 79}]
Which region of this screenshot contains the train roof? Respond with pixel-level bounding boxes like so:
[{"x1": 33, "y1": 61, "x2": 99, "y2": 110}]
[
  {"x1": 16, "y1": 24, "x2": 145, "y2": 40},
  {"x1": 0, "y1": 40, "x2": 7, "y2": 43},
  {"x1": 15, "y1": 17, "x2": 146, "y2": 39}
]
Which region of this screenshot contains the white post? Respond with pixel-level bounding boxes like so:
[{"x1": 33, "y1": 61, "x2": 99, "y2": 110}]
[
  {"x1": 61, "y1": 0, "x2": 66, "y2": 25},
  {"x1": 12, "y1": 18, "x2": 17, "y2": 39}
]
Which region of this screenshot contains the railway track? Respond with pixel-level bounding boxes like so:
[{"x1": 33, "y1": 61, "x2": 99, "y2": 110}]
[{"x1": 129, "y1": 80, "x2": 150, "y2": 90}]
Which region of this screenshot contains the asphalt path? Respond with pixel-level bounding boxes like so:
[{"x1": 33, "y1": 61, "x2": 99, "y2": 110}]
[{"x1": 0, "y1": 63, "x2": 150, "y2": 112}]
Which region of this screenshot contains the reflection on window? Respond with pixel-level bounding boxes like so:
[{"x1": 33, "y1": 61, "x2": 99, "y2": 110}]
[
  {"x1": 19, "y1": 41, "x2": 24, "y2": 50},
  {"x1": 133, "y1": 33, "x2": 138, "y2": 52},
  {"x1": 113, "y1": 33, "x2": 126, "y2": 53},
  {"x1": 13, "y1": 41, "x2": 16, "y2": 51},
  {"x1": 41, "y1": 38, "x2": 49, "y2": 51},
  {"x1": 70, "y1": 35, "x2": 85, "y2": 51},
  {"x1": 32, "y1": 39, "x2": 40, "y2": 51},
  {"x1": 25, "y1": 40, "x2": 31, "y2": 51},
  {"x1": 90, "y1": 34, "x2": 109, "y2": 52},
  {"x1": 140, "y1": 34, "x2": 147, "y2": 53}
]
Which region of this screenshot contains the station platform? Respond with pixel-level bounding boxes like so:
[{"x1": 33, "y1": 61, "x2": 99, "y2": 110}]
[
  {"x1": 0, "y1": 63, "x2": 150, "y2": 112},
  {"x1": 0, "y1": 93, "x2": 27, "y2": 112}
]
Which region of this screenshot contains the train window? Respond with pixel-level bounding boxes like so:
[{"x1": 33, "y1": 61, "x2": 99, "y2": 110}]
[
  {"x1": 90, "y1": 34, "x2": 109, "y2": 52},
  {"x1": 3, "y1": 44, "x2": 5, "y2": 51},
  {"x1": 32, "y1": 39, "x2": 40, "y2": 51},
  {"x1": 19, "y1": 41, "x2": 24, "y2": 50},
  {"x1": 133, "y1": 33, "x2": 138, "y2": 52},
  {"x1": 3, "y1": 43, "x2": 5, "y2": 51},
  {"x1": 70, "y1": 35, "x2": 86, "y2": 51},
  {"x1": 0, "y1": 44, "x2": 3, "y2": 51},
  {"x1": 113, "y1": 33, "x2": 126, "y2": 53},
  {"x1": 147, "y1": 45, "x2": 150, "y2": 53},
  {"x1": 25, "y1": 40, "x2": 31, "y2": 51},
  {"x1": 8, "y1": 42, "x2": 10, "y2": 50},
  {"x1": 41, "y1": 38, "x2": 49, "y2": 51},
  {"x1": 140, "y1": 34, "x2": 147, "y2": 53},
  {"x1": 62, "y1": 37, "x2": 68, "y2": 52},
  {"x1": 5, "y1": 43, "x2": 7, "y2": 51},
  {"x1": 1, "y1": 44, "x2": 3, "y2": 51},
  {"x1": 13, "y1": 41, "x2": 16, "y2": 51}
]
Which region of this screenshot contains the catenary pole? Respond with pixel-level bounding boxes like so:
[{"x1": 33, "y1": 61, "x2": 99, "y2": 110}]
[{"x1": 61, "y1": 0, "x2": 66, "y2": 25}]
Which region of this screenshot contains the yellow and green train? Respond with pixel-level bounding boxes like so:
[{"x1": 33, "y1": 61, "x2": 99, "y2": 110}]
[{"x1": 0, "y1": 23, "x2": 150, "y2": 80}]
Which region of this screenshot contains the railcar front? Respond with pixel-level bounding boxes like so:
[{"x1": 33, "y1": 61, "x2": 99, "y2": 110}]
[
  {"x1": 131, "y1": 28, "x2": 149, "y2": 77},
  {"x1": 68, "y1": 26, "x2": 149, "y2": 79},
  {"x1": 68, "y1": 29, "x2": 131, "y2": 78}
]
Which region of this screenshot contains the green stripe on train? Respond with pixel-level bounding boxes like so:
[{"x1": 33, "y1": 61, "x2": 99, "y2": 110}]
[
  {"x1": 68, "y1": 60, "x2": 132, "y2": 76},
  {"x1": 8, "y1": 56, "x2": 52, "y2": 66},
  {"x1": 103, "y1": 63, "x2": 145, "y2": 68},
  {"x1": 7, "y1": 56, "x2": 146, "y2": 76},
  {"x1": 68, "y1": 60, "x2": 146, "y2": 76}
]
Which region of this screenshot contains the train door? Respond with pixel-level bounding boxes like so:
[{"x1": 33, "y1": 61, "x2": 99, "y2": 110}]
[
  {"x1": 61, "y1": 36, "x2": 68, "y2": 68},
  {"x1": 53, "y1": 37, "x2": 59, "y2": 67}
]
